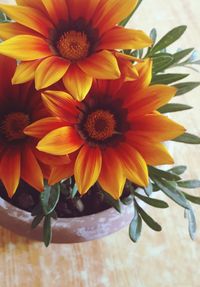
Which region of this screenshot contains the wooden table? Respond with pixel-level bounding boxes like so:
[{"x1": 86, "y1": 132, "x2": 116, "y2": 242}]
[{"x1": 0, "y1": 1, "x2": 200, "y2": 286}]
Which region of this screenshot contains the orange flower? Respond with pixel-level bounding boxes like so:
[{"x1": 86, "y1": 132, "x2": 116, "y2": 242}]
[
  {"x1": 25, "y1": 59, "x2": 185, "y2": 199},
  {"x1": 0, "y1": 0, "x2": 152, "y2": 101},
  {"x1": 0, "y1": 55, "x2": 69, "y2": 198}
]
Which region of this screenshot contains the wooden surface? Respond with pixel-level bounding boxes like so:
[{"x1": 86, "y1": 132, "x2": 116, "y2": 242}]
[{"x1": 0, "y1": 1, "x2": 200, "y2": 286}]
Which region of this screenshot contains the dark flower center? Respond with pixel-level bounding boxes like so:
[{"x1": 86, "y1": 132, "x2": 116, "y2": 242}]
[{"x1": 1, "y1": 112, "x2": 30, "y2": 142}]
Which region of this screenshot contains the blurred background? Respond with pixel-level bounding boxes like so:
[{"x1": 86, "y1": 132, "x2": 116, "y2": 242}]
[{"x1": 0, "y1": 0, "x2": 200, "y2": 286}]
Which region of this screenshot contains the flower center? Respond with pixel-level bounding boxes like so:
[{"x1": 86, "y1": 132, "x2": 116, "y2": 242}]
[
  {"x1": 1, "y1": 112, "x2": 30, "y2": 142},
  {"x1": 57, "y1": 30, "x2": 90, "y2": 61},
  {"x1": 84, "y1": 110, "x2": 116, "y2": 141}
]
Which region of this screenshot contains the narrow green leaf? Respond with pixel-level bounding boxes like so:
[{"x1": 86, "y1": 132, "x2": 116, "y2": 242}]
[
  {"x1": 158, "y1": 103, "x2": 192, "y2": 113},
  {"x1": 149, "y1": 166, "x2": 181, "y2": 181},
  {"x1": 150, "y1": 26, "x2": 187, "y2": 55},
  {"x1": 129, "y1": 212, "x2": 142, "y2": 242},
  {"x1": 173, "y1": 133, "x2": 200, "y2": 144},
  {"x1": 171, "y1": 48, "x2": 194, "y2": 65},
  {"x1": 121, "y1": 195, "x2": 133, "y2": 206},
  {"x1": 119, "y1": 0, "x2": 143, "y2": 27},
  {"x1": 152, "y1": 177, "x2": 190, "y2": 209},
  {"x1": 134, "y1": 192, "x2": 169, "y2": 208},
  {"x1": 185, "y1": 207, "x2": 196, "y2": 240},
  {"x1": 168, "y1": 165, "x2": 187, "y2": 175},
  {"x1": 40, "y1": 184, "x2": 60, "y2": 215},
  {"x1": 177, "y1": 180, "x2": 200, "y2": 189},
  {"x1": 31, "y1": 213, "x2": 44, "y2": 229},
  {"x1": 144, "y1": 181, "x2": 153, "y2": 196},
  {"x1": 103, "y1": 192, "x2": 121, "y2": 213},
  {"x1": 136, "y1": 202, "x2": 162, "y2": 231},
  {"x1": 151, "y1": 73, "x2": 189, "y2": 85},
  {"x1": 43, "y1": 215, "x2": 52, "y2": 247},
  {"x1": 173, "y1": 82, "x2": 200, "y2": 96},
  {"x1": 153, "y1": 55, "x2": 174, "y2": 73},
  {"x1": 150, "y1": 28, "x2": 157, "y2": 44},
  {"x1": 183, "y1": 192, "x2": 200, "y2": 205},
  {"x1": 71, "y1": 184, "x2": 78, "y2": 198}
]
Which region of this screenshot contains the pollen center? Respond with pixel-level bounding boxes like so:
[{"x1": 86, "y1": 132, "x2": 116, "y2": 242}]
[
  {"x1": 84, "y1": 110, "x2": 116, "y2": 141},
  {"x1": 1, "y1": 112, "x2": 30, "y2": 142},
  {"x1": 57, "y1": 30, "x2": 90, "y2": 61}
]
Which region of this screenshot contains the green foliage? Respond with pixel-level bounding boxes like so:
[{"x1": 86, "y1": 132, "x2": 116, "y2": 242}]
[
  {"x1": 151, "y1": 73, "x2": 189, "y2": 85},
  {"x1": 158, "y1": 103, "x2": 192, "y2": 113},
  {"x1": 174, "y1": 82, "x2": 200, "y2": 96},
  {"x1": 168, "y1": 165, "x2": 187, "y2": 175},
  {"x1": 173, "y1": 133, "x2": 200, "y2": 144},
  {"x1": 129, "y1": 211, "x2": 142, "y2": 243},
  {"x1": 40, "y1": 184, "x2": 60, "y2": 215}
]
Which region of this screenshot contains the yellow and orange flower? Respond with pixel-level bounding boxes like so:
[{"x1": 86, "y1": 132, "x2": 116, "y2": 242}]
[
  {"x1": 25, "y1": 59, "x2": 186, "y2": 199},
  {"x1": 0, "y1": 54, "x2": 69, "y2": 198},
  {"x1": 0, "y1": 0, "x2": 152, "y2": 101}
]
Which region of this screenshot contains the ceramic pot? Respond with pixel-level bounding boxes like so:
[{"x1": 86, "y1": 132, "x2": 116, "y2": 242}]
[{"x1": 0, "y1": 197, "x2": 135, "y2": 243}]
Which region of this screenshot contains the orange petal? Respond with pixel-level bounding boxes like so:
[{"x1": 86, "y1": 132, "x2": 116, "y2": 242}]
[
  {"x1": 21, "y1": 145, "x2": 44, "y2": 192},
  {"x1": 12, "y1": 60, "x2": 41, "y2": 85},
  {"x1": 99, "y1": 26, "x2": 152, "y2": 50},
  {"x1": 37, "y1": 126, "x2": 83, "y2": 155},
  {"x1": 93, "y1": 0, "x2": 138, "y2": 35},
  {"x1": 134, "y1": 58, "x2": 153, "y2": 89},
  {"x1": 24, "y1": 117, "x2": 66, "y2": 139},
  {"x1": 117, "y1": 143, "x2": 148, "y2": 187},
  {"x1": 127, "y1": 134, "x2": 174, "y2": 165},
  {"x1": 74, "y1": 145, "x2": 102, "y2": 195},
  {"x1": 63, "y1": 64, "x2": 92, "y2": 101},
  {"x1": 0, "y1": 4, "x2": 54, "y2": 37},
  {"x1": 68, "y1": 0, "x2": 100, "y2": 21},
  {"x1": 41, "y1": 90, "x2": 79, "y2": 122},
  {"x1": 35, "y1": 149, "x2": 70, "y2": 166},
  {"x1": 127, "y1": 85, "x2": 177, "y2": 119},
  {"x1": 98, "y1": 148, "x2": 126, "y2": 199},
  {"x1": 35, "y1": 56, "x2": 70, "y2": 90},
  {"x1": 0, "y1": 35, "x2": 53, "y2": 61},
  {"x1": 0, "y1": 55, "x2": 16, "y2": 97},
  {"x1": 48, "y1": 161, "x2": 75, "y2": 186},
  {"x1": 0, "y1": 22, "x2": 39, "y2": 40},
  {"x1": 131, "y1": 114, "x2": 186, "y2": 142},
  {"x1": 0, "y1": 147, "x2": 21, "y2": 198},
  {"x1": 42, "y1": 0, "x2": 69, "y2": 24},
  {"x1": 78, "y1": 50, "x2": 120, "y2": 80},
  {"x1": 16, "y1": 0, "x2": 47, "y2": 13}
]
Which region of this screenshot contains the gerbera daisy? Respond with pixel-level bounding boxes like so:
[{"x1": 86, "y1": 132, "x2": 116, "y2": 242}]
[
  {"x1": 0, "y1": 54, "x2": 69, "y2": 197},
  {"x1": 0, "y1": 0, "x2": 152, "y2": 101},
  {"x1": 24, "y1": 59, "x2": 186, "y2": 199}
]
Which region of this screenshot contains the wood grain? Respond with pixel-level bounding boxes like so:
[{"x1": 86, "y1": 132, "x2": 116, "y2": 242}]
[{"x1": 0, "y1": 1, "x2": 200, "y2": 286}]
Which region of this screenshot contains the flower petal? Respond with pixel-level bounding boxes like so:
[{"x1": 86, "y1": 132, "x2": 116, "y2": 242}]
[
  {"x1": 35, "y1": 149, "x2": 70, "y2": 166},
  {"x1": 0, "y1": 54, "x2": 16, "y2": 97},
  {"x1": 98, "y1": 148, "x2": 126, "y2": 199},
  {"x1": 0, "y1": 4, "x2": 54, "y2": 37},
  {"x1": 37, "y1": 127, "x2": 83, "y2": 155},
  {"x1": 21, "y1": 144, "x2": 44, "y2": 192},
  {"x1": 78, "y1": 50, "x2": 120, "y2": 80},
  {"x1": 131, "y1": 114, "x2": 186, "y2": 142},
  {"x1": 93, "y1": 0, "x2": 138, "y2": 35},
  {"x1": 63, "y1": 65, "x2": 92, "y2": 101},
  {"x1": 24, "y1": 117, "x2": 66, "y2": 139},
  {"x1": 35, "y1": 56, "x2": 70, "y2": 90},
  {"x1": 68, "y1": 0, "x2": 100, "y2": 21},
  {"x1": 41, "y1": 90, "x2": 79, "y2": 122},
  {"x1": 117, "y1": 143, "x2": 148, "y2": 187},
  {"x1": 12, "y1": 60, "x2": 42, "y2": 85},
  {"x1": 0, "y1": 146, "x2": 21, "y2": 198},
  {"x1": 74, "y1": 145, "x2": 102, "y2": 195},
  {"x1": 99, "y1": 26, "x2": 152, "y2": 50},
  {"x1": 42, "y1": 0, "x2": 69, "y2": 24},
  {"x1": 0, "y1": 22, "x2": 39, "y2": 40},
  {"x1": 16, "y1": 0, "x2": 46, "y2": 13},
  {"x1": 0, "y1": 35, "x2": 53, "y2": 61},
  {"x1": 48, "y1": 163, "x2": 74, "y2": 186}
]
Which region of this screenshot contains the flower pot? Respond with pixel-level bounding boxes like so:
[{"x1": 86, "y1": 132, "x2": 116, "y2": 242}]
[{"x1": 0, "y1": 197, "x2": 135, "y2": 243}]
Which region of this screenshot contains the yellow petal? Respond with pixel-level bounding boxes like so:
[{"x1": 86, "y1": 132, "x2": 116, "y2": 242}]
[
  {"x1": 42, "y1": 0, "x2": 69, "y2": 25},
  {"x1": 12, "y1": 60, "x2": 41, "y2": 84},
  {"x1": 0, "y1": 22, "x2": 39, "y2": 40}
]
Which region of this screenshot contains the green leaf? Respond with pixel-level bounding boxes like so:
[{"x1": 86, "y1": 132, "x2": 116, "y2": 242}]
[
  {"x1": 149, "y1": 166, "x2": 181, "y2": 181},
  {"x1": 158, "y1": 103, "x2": 192, "y2": 113},
  {"x1": 151, "y1": 177, "x2": 190, "y2": 209},
  {"x1": 173, "y1": 133, "x2": 200, "y2": 144},
  {"x1": 168, "y1": 165, "x2": 187, "y2": 175},
  {"x1": 103, "y1": 192, "x2": 121, "y2": 213},
  {"x1": 71, "y1": 183, "x2": 78, "y2": 198},
  {"x1": 121, "y1": 195, "x2": 133, "y2": 206},
  {"x1": 151, "y1": 73, "x2": 189, "y2": 85},
  {"x1": 134, "y1": 192, "x2": 169, "y2": 208},
  {"x1": 129, "y1": 212, "x2": 142, "y2": 242},
  {"x1": 40, "y1": 184, "x2": 60, "y2": 215},
  {"x1": 183, "y1": 192, "x2": 200, "y2": 205},
  {"x1": 177, "y1": 180, "x2": 200, "y2": 189},
  {"x1": 150, "y1": 26, "x2": 187, "y2": 55},
  {"x1": 171, "y1": 48, "x2": 194, "y2": 65},
  {"x1": 119, "y1": 0, "x2": 143, "y2": 27},
  {"x1": 31, "y1": 213, "x2": 44, "y2": 229},
  {"x1": 152, "y1": 54, "x2": 174, "y2": 73},
  {"x1": 144, "y1": 181, "x2": 153, "y2": 196},
  {"x1": 150, "y1": 28, "x2": 157, "y2": 44},
  {"x1": 136, "y1": 202, "x2": 162, "y2": 231},
  {"x1": 173, "y1": 82, "x2": 200, "y2": 96},
  {"x1": 185, "y1": 207, "x2": 196, "y2": 240},
  {"x1": 43, "y1": 215, "x2": 52, "y2": 247}
]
